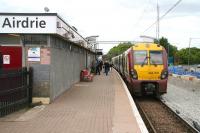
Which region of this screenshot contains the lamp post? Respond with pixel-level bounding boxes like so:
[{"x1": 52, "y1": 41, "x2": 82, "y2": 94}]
[
  {"x1": 168, "y1": 43, "x2": 169, "y2": 60},
  {"x1": 156, "y1": 0, "x2": 160, "y2": 44},
  {"x1": 187, "y1": 38, "x2": 200, "y2": 71},
  {"x1": 85, "y1": 35, "x2": 99, "y2": 68},
  {"x1": 85, "y1": 35, "x2": 99, "y2": 51},
  {"x1": 187, "y1": 38, "x2": 192, "y2": 70}
]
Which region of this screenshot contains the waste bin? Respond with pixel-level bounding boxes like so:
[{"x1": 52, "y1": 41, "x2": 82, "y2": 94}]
[
  {"x1": 80, "y1": 69, "x2": 93, "y2": 82},
  {"x1": 80, "y1": 69, "x2": 88, "y2": 81}
]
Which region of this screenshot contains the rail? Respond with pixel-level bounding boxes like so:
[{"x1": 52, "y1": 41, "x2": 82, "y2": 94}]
[{"x1": 134, "y1": 97, "x2": 198, "y2": 133}]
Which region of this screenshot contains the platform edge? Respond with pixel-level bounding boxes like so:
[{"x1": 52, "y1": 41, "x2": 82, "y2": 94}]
[{"x1": 115, "y1": 70, "x2": 149, "y2": 133}]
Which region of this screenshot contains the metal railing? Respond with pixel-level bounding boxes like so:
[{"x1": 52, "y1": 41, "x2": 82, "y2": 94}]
[{"x1": 0, "y1": 67, "x2": 33, "y2": 117}]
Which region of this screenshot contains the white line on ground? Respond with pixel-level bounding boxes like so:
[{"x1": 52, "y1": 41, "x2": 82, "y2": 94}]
[{"x1": 115, "y1": 70, "x2": 149, "y2": 133}]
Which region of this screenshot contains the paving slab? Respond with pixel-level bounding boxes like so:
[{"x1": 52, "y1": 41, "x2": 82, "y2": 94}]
[{"x1": 0, "y1": 70, "x2": 147, "y2": 133}]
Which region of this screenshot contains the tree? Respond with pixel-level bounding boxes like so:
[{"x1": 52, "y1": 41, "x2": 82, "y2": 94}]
[
  {"x1": 154, "y1": 37, "x2": 178, "y2": 57},
  {"x1": 176, "y1": 47, "x2": 200, "y2": 64},
  {"x1": 106, "y1": 42, "x2": 133, "y2": 61}
]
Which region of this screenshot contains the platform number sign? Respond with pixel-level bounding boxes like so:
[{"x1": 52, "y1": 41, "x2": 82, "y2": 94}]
[{"x1": 3, "y1": 55, "x2": 10, "y2": 64}]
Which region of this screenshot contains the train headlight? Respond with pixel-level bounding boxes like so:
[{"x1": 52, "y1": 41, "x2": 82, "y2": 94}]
[
  {"x1": 161, "y1": 70, "x2": 168, "y2": 79},
  {"x1": 130, "y1": 69, "x2": 138, "y2": 79}
]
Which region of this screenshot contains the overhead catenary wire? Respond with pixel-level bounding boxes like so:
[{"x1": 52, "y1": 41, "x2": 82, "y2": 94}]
[
  {"x1": 142, "y1": 0, "x2": 182, "y2": 34},
  {"x1": 96, "y1": 40, "x2": 158, "y2": 44},
  {"x1": 97, "y1": 41, "x2": 136, "y2": 44},
  {"x1": 133, "y1": 0, "x2": 151, "y2": 28},
  {"x1": 133, "y1": 0, "x2": 153, "y2": 41}
]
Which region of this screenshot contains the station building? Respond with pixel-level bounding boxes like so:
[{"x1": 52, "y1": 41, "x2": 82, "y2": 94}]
[{"x1": 0, "y1": 13, "x2": 96, "y2": 104}]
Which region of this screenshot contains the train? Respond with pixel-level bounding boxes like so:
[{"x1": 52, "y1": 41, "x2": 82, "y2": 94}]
[{"x1": 112, "y1": 43, "x2": 168, "y2": 97}]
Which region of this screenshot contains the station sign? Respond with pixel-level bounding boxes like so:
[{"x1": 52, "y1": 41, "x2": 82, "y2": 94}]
[
  {"x1": 0, "y1": 15, "x2": 57, "y2": 33},
  {"x1": 0, "y1": 13, "x2": 89, "y2": 49}
]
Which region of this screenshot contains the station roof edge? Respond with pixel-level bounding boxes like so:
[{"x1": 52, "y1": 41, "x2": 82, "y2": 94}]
[{"x1": 0, "y1": 12, "x2": 58, "y2": 16}]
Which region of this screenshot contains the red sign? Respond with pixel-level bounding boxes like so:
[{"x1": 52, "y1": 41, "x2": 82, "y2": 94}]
[{"x1": 0, "y1": 46, "x2": 22, "y2": 69}]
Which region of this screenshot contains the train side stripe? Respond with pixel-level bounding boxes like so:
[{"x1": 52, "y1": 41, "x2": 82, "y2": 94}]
[{"x1": 115, "y1": 69, "x2": 149, "y2": 133}]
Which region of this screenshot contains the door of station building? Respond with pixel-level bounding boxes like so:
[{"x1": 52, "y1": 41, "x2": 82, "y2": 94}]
[{"x1": 0, "y1": 46, "x2": 22, "y2": 69}]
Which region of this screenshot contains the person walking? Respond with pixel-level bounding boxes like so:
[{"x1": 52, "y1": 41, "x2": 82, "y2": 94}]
[
  {"x1": 99, "y1": 61, "x2": 103, "y2": 72},
  {"x1": 95, "y1": 59, "x2": 100, "y2": 75},
  {"x1": 104, "y1": 61, "x2": 110, "y2": 76},
  {"x1": 110, "y1": 62, "x2": 113, "y2": 71}
]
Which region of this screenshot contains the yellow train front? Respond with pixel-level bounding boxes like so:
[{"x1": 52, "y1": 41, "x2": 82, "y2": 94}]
[{"x1": 112, "y1": 43, "x2": 168, "y2": 97}]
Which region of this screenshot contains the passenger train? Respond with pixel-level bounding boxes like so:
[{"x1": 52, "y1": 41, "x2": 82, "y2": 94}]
[{"x1": 112, "y1": 43, "x2": 168, "y2": 97}]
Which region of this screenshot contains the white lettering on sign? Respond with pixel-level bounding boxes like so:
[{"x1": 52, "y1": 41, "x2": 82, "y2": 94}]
[
  {"x1": 3, "y1": 55, "x2": 10, "y2": 64},
  {"x1": 0, "y1": 16, "x2": 57, "y2": 33}
]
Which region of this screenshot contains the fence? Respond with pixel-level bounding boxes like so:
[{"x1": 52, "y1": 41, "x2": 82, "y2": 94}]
[
  {"x1": 0, "y1": 67, "x2": 32, "y2": 117},
  {"x1": 168, "y1": 66, "x2": 200, "y2": 79}
]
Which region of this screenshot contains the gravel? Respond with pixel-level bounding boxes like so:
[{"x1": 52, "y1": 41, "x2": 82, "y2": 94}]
[{"x1": 161, "y1": 76, "x2": 200, "y2": 131}]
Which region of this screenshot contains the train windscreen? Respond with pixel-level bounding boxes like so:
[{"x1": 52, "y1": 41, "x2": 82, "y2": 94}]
[
  {"x1": 134, "y1": 51, "x2": 147, "y2": 65},
  {"x1": 149, "y1": 51, "x2": 163, "y2": 65}
]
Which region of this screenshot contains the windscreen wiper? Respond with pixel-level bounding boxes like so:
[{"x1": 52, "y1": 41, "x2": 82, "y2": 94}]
[
  {"x1": 141, "y1": 56, "x2": 149, "y2": 67},
  {"x1": 151, "y1": 60, "x2": 157, "y2": 67}
]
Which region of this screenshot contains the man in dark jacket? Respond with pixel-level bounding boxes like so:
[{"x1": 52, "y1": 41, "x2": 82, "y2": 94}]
[
  {"x1": 104, "y1": 61, "x2": 110, "y2": 76},
  {"x1": 95, "y1": 59, "x2": 100, "y2": 75}
]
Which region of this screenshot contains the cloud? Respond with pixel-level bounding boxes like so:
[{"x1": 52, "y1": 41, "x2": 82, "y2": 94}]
[{"x1": 0, "y1": 0, "x2": 200, "y2": 52}]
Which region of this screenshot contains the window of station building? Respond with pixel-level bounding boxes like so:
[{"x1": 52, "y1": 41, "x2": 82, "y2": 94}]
[
  {"x1": 0, "y1": 34, "x2": 20, "y2": 44},
  {"x1": 23, "y1": 35, "x2": 47, "y2": 45}
]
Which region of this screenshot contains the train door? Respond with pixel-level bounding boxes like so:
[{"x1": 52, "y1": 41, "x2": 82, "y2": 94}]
[
  {"x1": 0, "y1": 46, "x2": 22, "y2": 69},
  {"x1": 122, "y1": 54, "x2": 125, "y2": 75},
  {"x1": 0, "y1": 51, "x2": 3, "y2": 70}
]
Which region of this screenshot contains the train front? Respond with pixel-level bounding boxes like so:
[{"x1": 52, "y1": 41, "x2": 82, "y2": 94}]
[{"x1": 130, "y1": 43, "x2": 168, "y2": 96}]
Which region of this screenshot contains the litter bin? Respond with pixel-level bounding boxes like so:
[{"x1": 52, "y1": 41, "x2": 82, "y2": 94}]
[
  {"x1": 80, "y1": 69, "x2": 93, "y2": 82},
  {"x1": 80, "y1": 69, "x2": 88, "y2": 81}
]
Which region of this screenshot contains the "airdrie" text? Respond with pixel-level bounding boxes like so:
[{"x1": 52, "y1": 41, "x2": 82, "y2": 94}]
[{"x1": 2, "y1": 17, "x2": 46, "y2": 28}]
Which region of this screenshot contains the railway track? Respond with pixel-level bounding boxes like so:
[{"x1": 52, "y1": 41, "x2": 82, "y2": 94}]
[{"x1": 134, "y1": 96, "x2": 199, "y2": 133}]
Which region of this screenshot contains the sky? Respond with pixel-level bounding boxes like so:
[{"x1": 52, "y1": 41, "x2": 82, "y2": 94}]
[{"x1": 0, "y1": 0, "x2": 200, "y2": 53}]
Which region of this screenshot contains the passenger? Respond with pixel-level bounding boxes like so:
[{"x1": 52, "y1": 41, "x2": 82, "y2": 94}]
[
  {"x1": 110, "y1": 63, "x2": 113, "y2": 71},
  {"x1": 99, "y1": 61, "x2": 103, "y2": 72},
  {"x1": 95, "y1": 59, "x2": 100, "y2": 75},
  {"x1": 90, "y1": 60, "x2": 96, "y2": 74},
  {"x1": 104, "y1": 61, "x2": 110, "y2": 76}
]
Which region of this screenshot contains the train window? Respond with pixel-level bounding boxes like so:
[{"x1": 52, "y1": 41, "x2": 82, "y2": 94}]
[
  {"x1": 134, "y1": 51, "x2": 147, "y2": 65},
  {"x1": 125, "y1": 55, "x2": 127, "y2": 72},
  {"x1": 150, "y1": 51, "x2": 163, "y2": 65}
]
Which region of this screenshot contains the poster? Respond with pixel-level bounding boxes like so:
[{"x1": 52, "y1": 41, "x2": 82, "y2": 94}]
[
  {"x1": 3, "y1": 55, "x2": 10, "y2": 64},
  {"x1": 28, "y1": 47, "x2": 40, "y2": 61},
  {"x1": 41, "y1": 48, "x2": 51, "y2": 64}
]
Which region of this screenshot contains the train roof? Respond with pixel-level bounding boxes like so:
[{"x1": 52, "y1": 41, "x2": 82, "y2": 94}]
[
  {"x1": 111, "y1": 43, "x2": 165, "y2": 60},
  {"x1": 131, "y1": 43, "x2": 163, "y2": 50}
]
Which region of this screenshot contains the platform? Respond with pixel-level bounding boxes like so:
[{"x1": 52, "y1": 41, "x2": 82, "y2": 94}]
[{"x1": 0, "y1": 70, "x2": 148, "y2": 133}]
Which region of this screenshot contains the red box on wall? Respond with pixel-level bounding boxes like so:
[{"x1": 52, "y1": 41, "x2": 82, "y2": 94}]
[{"x1": 0, "y1": 46, "x2": 22, "y2": 69}]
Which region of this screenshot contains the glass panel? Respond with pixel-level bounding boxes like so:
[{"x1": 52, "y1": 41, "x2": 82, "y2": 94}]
[
  {"x1": 134, "y1": 51, "x2": 147, "y2": 65},
  {"x1": 150, "y1": 51, "x2": 163, "y2": 65},
  {"x1": 23, "y1": 34, "x2": 47, "y2": 44},
  {"x1": 0, "y1": 34, "x2": 20, "y2": 44}
]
